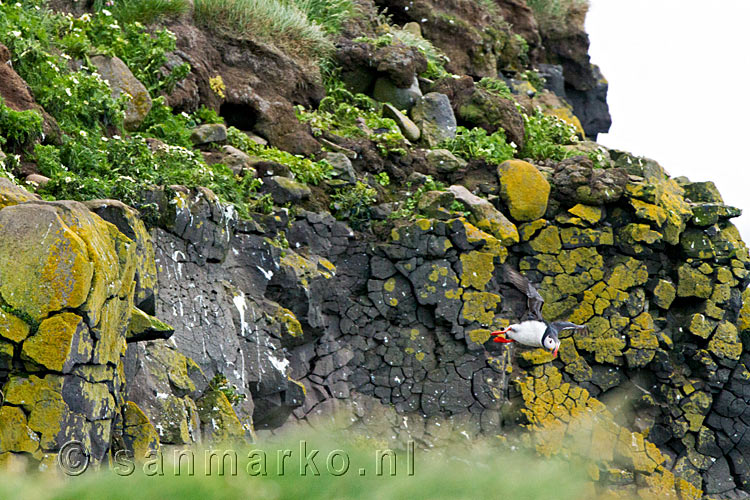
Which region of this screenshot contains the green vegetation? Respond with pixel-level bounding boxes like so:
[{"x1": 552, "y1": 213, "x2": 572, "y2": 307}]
[
  {"x1": 208, "y1": 373, "x2": 247, "y2": 405},
  {"x1": 226, "y1": 127, "x2": 333, "y2": 185},
  {"x1": 102, "y1": 0, "x2": 191, "y2": 25},
  {"x1": 375, "y1": 172, "x2": 390, "y2": 187},
  {"x1": 520, "y1": 108, "x2": 579, "y2": 161},
  {"x1": 526, "y1": 0, "x2": 589, "y2": 32},
  {"x1": 353, "y1": 27, "x2": 449, "y2": 80},
  {"x1": 330, "y1": 181, "x2": 377, "y2": 229},
  {"x1": 193, "y1": 0, "x2": 351, "y2": 59},
  {"x1": 441, "y1": 127, "x2": 516, "y2": 165},
  {"x1": 0, "y1": 428, "x2": 590, "y2": 500},
  {"x1": 390, "y1": 175, "x2": 446, "y2": 219},
  {"x1": 297, "y1": 82, "x2": 408, "y2": 157},
  {"x1": 0, "y1": 99, "x2": 43, "y2": 152},
  {"x1": 477, "y1": 77, "x2": 513, "y2": 100}
]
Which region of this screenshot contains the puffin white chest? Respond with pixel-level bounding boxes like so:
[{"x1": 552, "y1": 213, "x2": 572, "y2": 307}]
[{"x1": 507, "y1": 321, "x2": 547, "y2": 347}]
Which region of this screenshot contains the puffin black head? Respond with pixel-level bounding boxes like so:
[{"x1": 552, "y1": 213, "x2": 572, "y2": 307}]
[{"x1": 541, "y1": 330, "x2": 560, "y2": 358}]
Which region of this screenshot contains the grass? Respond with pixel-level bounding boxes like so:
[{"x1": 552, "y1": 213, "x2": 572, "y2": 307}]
[
  {"x1": 526, "y1": 0, "x2": 589, "y2": 32},
  {"x1": 0, "y1": 430, "x2": 591, "y2": 500},
  {"x1": 193, "y1": 0, "x2": 351, "y2": 59},
  {"x1": 105, "y1": 0, "x2": 191, "y2": 24}
]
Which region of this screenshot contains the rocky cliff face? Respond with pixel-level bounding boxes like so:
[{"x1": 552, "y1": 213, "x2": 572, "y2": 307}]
[{"x1": 0, "y1": 0, "x2": 747, "y2": 497}]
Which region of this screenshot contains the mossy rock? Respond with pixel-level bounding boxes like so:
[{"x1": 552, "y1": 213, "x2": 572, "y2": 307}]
[
  {"x1": 122, "y1": 401, "x2": 160, "y2": 460},
  {"x1": 677, "y1": 264, "x2": 713, "y2": 299},
  {"x1": 681, "y1": 229, "x2": 715, "y2": 260},
  {"x1": 652, "y1": 279, "x2": 676, "y2": 309},
  {"x1": 0, "y1": 308, "x2": 30, "y2": 343},
  {"x1": 21, "y1": 312, "x2": 92, "y2": 373},
  {"x1": 126, "y1": 307, "x2": 174, "y2": 343},
  {"x1": 497, "y1": 160, "x2": 550, "y2": 222},
  {"x1": 0, "y1": 405, "x2": 40, "y2": 453},
  {"x1": 0, "y1": 201, "x2": 135, "y2": 326},
  {"x1": 567, "y1": 204, "x2": 602, "y2": 225},
  {"x1": 196, "y1": 389, "x2": 246, "y2": 443},
  {"x1": 529, "y1": 225, "x2": 562, "y2": 254},
  {"x1": 0, "y1": 178, "x2": 39, "y2": 210}
]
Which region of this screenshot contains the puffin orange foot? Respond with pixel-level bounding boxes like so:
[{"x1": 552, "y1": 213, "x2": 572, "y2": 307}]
[{"x1": 491, "y1": 329, "x2": 514, "y2": 344}]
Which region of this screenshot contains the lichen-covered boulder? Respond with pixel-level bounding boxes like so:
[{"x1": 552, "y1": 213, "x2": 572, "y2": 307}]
[
  {"x1": 0, "y1": 178, "x2": 40, "y2": 210},
  {"x1": 90, "y1": 55, "x2": 152, "y2": 131},
  {"x1": 497, "y1": 160, "x2": 550, "y2": 222},
  {"x1": 448, "y1": 185, "x2": 518, "y2": 245}
]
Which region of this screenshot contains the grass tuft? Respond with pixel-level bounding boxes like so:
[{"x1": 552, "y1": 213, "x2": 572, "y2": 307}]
[
  {"x1": 193, "y1": 0, "x2": 350, "y2": 59},
  {"x1": 105, "y1": 0, "x2": 191, "y2": 24},
  {"x1": 526, "y1": 0, "x2": 589, "y2": 33}
]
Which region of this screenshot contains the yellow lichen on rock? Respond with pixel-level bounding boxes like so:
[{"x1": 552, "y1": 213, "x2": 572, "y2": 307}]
[
  {"x1": 497, "y1": 160, "x2": 551, "y2": 222},
  {"x1": 459, "y1": 251, "x2": 495, "y2": 290}
]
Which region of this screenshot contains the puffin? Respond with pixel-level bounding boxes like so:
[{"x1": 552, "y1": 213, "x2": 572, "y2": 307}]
[{"x1": 490, "y1": 265, "x2": 588, "y2": 358}]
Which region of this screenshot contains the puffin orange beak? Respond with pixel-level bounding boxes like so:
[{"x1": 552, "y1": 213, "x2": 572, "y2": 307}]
[{"x1": 552, "y1": 346, "x2": 559, "y2": 358}]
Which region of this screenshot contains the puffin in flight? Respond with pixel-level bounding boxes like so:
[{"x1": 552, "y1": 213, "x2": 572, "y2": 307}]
[{"x1": 491, "y1": 265, "x2": 588, "y2": 358}]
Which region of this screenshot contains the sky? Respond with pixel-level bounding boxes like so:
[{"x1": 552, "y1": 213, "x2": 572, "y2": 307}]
[{"x1": 585, "y1": 0, "x2": 750, "y2": 241}]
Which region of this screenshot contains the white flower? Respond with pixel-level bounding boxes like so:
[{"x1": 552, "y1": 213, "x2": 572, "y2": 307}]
[
  {"x1": 80, "y1": 13, "x2": 90, "y2": 21},
  {"x1": 79, "y1": 130, "x2": 88, "y2": 137},
  {"x1": 113, "y1": 135, "x2": 121, "y2": 140},
  {"x1": 11, "y1": 30, "x2": 21, "y2": 37},
  {"x1": 101, "y1": 8, "x2": 112, "y2": 15},
  {"x1": 64, "y1": 176, "x2": 73, "y2": 183},
  {"x1": 101, "y1": 137, "x2": 108, "y2": 142},
  {"x1": 65, "y1": 88, "x2": 72, "y2": 97}
]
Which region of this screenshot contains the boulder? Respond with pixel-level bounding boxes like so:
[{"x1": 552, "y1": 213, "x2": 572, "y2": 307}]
[
  {"x1": 324, "y1": 152, "x2": 357, "y2": 184},
  {"x1": 552, "y1": 156, "x2": 628, "y2": 205},
  {"x1": 382, "y1": 103, "x2": 420, "y2": 142},
  {"x1": 448, "y1": 185, "x2": 519, "y2": 245},
  {"x1": 425, "y1": 149, "x2": 467, "y2": 174},
  {"x1": 90, "y1": 55, "x2": 152, "y2": 131},
  {"x1": 497, "y1": 160, "x2": 550, "y2": 222},
  {"x1": 190, "y1": 123, "x2": 227, "y2": 145},
  {"x1": 262, "y1": 176, "x2": 312, "y2": 205},
  {"x1": 411, "y1": 92, "x2": 457, "y2": 147},
  {"x1": 373, "y1": 76, "x2": 422, "y2": 112},
  {"x1": 432, "y1": 76, "x2": 525, "y2": 149}
]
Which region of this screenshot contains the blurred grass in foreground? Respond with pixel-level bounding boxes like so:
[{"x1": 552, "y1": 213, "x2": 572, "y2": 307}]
[{"x1": 0, "y1": 430, "x2": 591, "y2": 500}]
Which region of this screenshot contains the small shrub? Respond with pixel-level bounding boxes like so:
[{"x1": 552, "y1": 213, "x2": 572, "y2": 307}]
[
  {"x1": 477, "y1": 77, "x2": 513, "y2": 100},
  {"x1": 375, "y1": 172, "x2": 390, "y2": 187},
  {"x1": 297, "y1": 84, "x2": 408, "y2": 157},
  {"x1": 330, "y1": 181, "x2": 376, "y2": 229},
  {"x1": 520, "y1": 108, "x2": 579, "y2": 161},
  {"x1": 0, "y1": 99, "x2": 44, "y2": 151},
  {"x1": 441, "y1": 126, "x2": 516, "y2": 165},
  {"x1": 208, "y1": 373, "x2": 247, "y2": 405},
  {"x1": 209, "y1": 76, "x2": 226, "y2": 99},
  {"x1": 226, "y1": 126, "x2": 333, "y2": 185},
  {"x1": 526, "y1": 0, "x2": 589, "y2": 33}
]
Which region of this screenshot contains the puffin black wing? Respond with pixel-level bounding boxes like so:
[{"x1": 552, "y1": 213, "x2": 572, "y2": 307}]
[
  {"x1": 549, "y1": 321, "x2": 588, "y2": 336},
  {"x1": 502, "y1": 265, "x2": 544, "y2": 321}
]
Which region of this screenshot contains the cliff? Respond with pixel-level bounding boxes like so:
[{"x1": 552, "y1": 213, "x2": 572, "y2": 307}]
[{"x1": 0, "y1": 0, "x2": 747, "y2": 497}]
